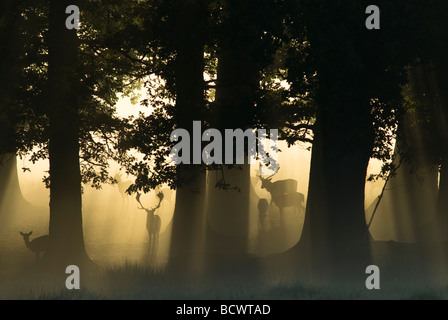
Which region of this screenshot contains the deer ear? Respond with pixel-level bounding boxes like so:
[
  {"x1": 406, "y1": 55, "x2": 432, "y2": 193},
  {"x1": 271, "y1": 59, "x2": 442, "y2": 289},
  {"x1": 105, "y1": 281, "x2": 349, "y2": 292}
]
[
  {"x1": 29, "y1": 231, "x2": 33, "y2": 236},
  {"x1": 20, "y1": 232, "x2": 24, "y2": 236}
]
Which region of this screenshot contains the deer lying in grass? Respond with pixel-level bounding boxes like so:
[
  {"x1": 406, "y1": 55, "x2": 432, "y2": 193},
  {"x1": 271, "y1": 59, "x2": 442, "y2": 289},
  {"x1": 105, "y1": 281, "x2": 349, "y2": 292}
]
[
  {"x1": 136, "y1": 192, "x2": 164, "y2": 243},
  {"x1": 20, "y1": 231, "x2": 49, "y2": 262}
]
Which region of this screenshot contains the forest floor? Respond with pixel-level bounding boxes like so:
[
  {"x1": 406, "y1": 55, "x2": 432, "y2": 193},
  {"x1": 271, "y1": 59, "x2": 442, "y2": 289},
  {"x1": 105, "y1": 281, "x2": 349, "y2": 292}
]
[
  {"x1": 2, "y1": 201, "x2": 448, "y2": 299},
  {"x1": 2, "y1": 238, "x2": 448, "y2": 299}
]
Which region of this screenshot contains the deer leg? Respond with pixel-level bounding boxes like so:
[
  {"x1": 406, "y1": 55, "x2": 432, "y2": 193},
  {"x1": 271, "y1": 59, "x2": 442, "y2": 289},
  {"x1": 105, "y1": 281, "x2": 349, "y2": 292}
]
[{"x1": 296, "y1": 205, "x2": 302, "y2": 217}]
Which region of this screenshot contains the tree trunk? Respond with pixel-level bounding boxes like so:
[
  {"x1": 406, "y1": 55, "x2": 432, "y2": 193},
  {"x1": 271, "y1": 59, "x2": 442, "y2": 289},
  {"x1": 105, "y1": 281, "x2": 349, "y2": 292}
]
[
  {"x1": 438, "y1": 156, "x2": 448, "y2": 233},
  {"x1": 206, "y1": 164, "x2": 251, "y2": 256},
  {"x1": 205, "y1": 0, "x2": 260, "y2": 257},
  {"x1": 297, "y1": 77, "x2": 373, "y2": 280},
  {"x1": 0, "y1": 4, "x2": 42, "y2": 229},
  {"x1": 429, "y1": 58, "x2": 448, "y2": 233},
  {"x1": 42, "y1": 0, "x2": 90, "y2": 270},
  {"x1": 168, "y1": 1, "x2": 207, "y2": 275}
]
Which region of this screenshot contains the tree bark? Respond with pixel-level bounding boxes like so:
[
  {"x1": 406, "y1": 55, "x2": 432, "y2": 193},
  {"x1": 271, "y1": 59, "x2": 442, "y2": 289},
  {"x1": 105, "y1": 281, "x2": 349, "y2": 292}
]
[
  {"x1": 168, "y1": 0, "x2": 207, "y2": 275},
  {"x1": 205, "y1": 0, "x2": 261, "y2": 257},
  {"x1": 42, "y1": 0, "x2": 90, "y2": 270},
  {"x1": 429, "y1": 58, "x2": 448, "y2": 233},
  {"x1": 438, "y1": 156, "x2": 448, "y2": 234},
  {"x1": 297, "y1": 72, "x2": 373, "y2": 279}
]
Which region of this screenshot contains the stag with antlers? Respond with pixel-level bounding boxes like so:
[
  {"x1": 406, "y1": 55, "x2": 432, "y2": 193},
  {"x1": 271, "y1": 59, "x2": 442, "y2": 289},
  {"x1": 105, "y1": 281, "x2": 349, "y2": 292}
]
[
  {"x1": 257, "y1": 167, "x2": 305, "y2": 218},
  {"x1": 136, "y1": 192, "x2": 164, "y2": 243}
]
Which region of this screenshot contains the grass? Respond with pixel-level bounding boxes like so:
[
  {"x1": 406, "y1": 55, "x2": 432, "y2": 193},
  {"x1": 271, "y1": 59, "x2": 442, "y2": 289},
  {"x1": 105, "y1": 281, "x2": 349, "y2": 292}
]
[
  {"x1": 2, "y1": 261, "x2": 448, "y2": 300},
  {"x1": 3, "y1": 231, "x2": 448, "y2": 300}
]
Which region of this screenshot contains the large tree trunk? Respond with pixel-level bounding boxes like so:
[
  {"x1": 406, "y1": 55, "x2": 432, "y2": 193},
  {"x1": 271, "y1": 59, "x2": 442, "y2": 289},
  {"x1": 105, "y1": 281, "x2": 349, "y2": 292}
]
[
  {"x1": 0, "y1": 4, "x2": 42, "y2": 230},
  {"x1": 205, "y1": 0, "x2": 261, "y2": 257},
  {"x1": 297, "y1": 75, "x2": 373, "y2": 280},
  {"x1": 290, "y1": 1, "x2": 382, "y2": 281},
  {"x1": 42, "y1": 0, "x2": 90, "y2": 270},
  {"x1": 301, "y1": 121, "x2": 372, "y2": 277},
  {"x1": 0, "y1": 2, "x2": 27, "y2": 217},
  {"x1": 429, "y1": 58, "x2": 448, "y2": 233},
  {"x1": 438, "y1": 155, "x2": 448, "y2": 234},
  {"x1": 168, "y1": 0, "x2": 207, "y2": 275},
  {"x1": 206, "y1": 165, "x2": 251, "y2": 256}
]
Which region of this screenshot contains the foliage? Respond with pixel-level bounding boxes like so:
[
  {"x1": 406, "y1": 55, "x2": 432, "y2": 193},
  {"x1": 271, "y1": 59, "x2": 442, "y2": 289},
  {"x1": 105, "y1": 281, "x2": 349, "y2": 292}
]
[{"x1": 1, "y1": 0, "x2": 142, "y2": 190}]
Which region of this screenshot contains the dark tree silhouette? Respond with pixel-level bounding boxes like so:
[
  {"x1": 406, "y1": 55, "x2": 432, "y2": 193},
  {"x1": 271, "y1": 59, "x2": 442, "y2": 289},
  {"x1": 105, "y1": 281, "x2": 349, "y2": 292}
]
[
  {"x1": 287, "y1": 1, "x2": 421, "y2": 278},
  {"x1": 168, "y1": 0, "x2": 208, "y2": 271},
  {"x1": 43, "y1": 0, "x2": 90, "y2": 268},
  {"x1": 0, "y1": 0, "x2": 47, "y2": 224}
]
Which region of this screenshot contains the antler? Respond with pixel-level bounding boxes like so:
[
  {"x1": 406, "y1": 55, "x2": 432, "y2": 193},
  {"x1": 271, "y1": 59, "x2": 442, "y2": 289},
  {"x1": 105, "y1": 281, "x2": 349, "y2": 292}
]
[
  {"x1": 136, "y1": 191, "x2": 164, "y2": 213},
  {"x1": 257, "y1": 163, "x2": 280, "y2": 180},
  {"x1": 152, "y1": 192, "x2": 164, "y2": 211},
  {"x1": 136, "y1": 192, "x2": 146, "y2": 210}
]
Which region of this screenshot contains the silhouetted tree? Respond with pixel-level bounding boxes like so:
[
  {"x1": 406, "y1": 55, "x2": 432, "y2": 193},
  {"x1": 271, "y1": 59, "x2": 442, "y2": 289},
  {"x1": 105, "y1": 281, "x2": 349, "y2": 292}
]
[
  {"x1": 365, "y1": 1, "x2": 448, "y2": 242},
  {"x1": 206, "y1": 0, "x2": 285, "y2": 255},
  {"x1": 288, "y1": 0, "x2": 420, "y2": 278},
  {"x1": 42, "y1": 0, "x2": 90, "y2": 268},
  {"x1": 105, "y1": 0, "x2": 211, "y2": 272},
  {"x1": 0, "y1": 0, "x2": 48, "y2": 221}
]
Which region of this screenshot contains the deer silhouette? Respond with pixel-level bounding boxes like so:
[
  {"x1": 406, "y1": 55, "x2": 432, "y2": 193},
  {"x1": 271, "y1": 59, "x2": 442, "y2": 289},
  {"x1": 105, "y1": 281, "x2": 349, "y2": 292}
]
[
  {"x1": 20, "y1": 231, "x2": 49, "y2": 261},
  {"x1": 136, "y1": 192, "x2": 163, "y2": 243},
  {"x1": 258, "y1": 170, "x2": 305, "y2": 217},
  {"x1": 114, "y1": 171, "x2": 133, "y2": 205}
]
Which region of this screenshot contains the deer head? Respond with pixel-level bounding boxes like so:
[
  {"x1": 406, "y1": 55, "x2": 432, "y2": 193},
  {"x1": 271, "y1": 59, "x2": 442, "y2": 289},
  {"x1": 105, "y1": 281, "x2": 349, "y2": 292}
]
[
  {"x1": 20, "y1": 231, "x2": 32, "y2": 237},
  {"x1": 136, "y1": 192, "x2": 164, "y2": 215},
  {"x1": 256, "y1": 175, "x2": 267, "y2": 189},
  {"x1": 256, "y1": 164, "x2": 279, "y2": 190},
  {"x1": 20, "y1": 231, "x2": 32, "y2": 243}
]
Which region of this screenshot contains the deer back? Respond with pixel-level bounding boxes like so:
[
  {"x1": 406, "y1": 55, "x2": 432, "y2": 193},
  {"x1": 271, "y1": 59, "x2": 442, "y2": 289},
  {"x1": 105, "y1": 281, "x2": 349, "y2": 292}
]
[
  {"x1": 29, "y1": 235, "x2": 49, "y2": 252},
  {"x1": 273, "y1": 192, "x2": 304, "y2": 208},
  {"x1": 266, "y1": 179, "x2": 298, "y2": 195}
]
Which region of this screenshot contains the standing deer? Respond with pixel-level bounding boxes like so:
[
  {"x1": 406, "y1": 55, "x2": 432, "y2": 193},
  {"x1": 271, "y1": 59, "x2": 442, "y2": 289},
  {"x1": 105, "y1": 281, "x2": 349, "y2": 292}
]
[
  {"x1": 114, "y1": 171, "x2": 133, "y2": 205},
  {"x1": 20, "y1": 231, "x2": 49, "y2": 262},
  {"x1": 258, "y1": 172, "x2": 305, "y2": 217},
  {"x1": 136, "y1": 192, "x2": 163, "y2": 243}
]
